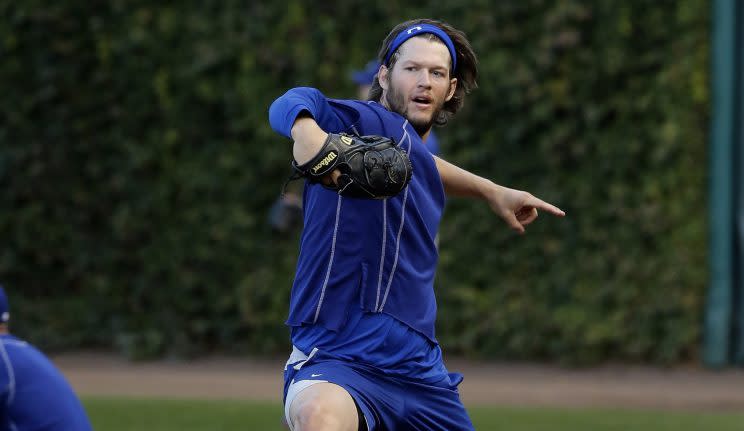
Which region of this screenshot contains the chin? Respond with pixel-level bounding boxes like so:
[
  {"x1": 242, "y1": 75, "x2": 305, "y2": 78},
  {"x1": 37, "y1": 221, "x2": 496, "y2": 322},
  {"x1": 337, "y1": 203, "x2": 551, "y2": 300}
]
[
  {"x1": 410, "y1": 118, "x2": 434, "y2": 136},
  {"x1": 407, "y1": 110, "x2": 431, "y2": 124}
]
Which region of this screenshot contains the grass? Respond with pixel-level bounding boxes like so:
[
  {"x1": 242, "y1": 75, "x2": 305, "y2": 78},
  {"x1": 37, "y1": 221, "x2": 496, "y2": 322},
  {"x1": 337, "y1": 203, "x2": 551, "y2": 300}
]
[
  {"x1": 467, "y1": 405, "x2": 744, "y2": 431},
  {"x1": 83, "y1": 397, "x2": 744, "y2": 431}
]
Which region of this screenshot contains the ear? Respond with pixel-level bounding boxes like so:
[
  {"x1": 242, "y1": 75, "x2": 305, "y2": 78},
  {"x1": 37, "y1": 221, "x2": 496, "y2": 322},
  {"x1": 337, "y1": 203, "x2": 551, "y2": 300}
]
[
  {"x1": 378, "y1": 65, "x2": 389, "y2": 91},
  {"x1": 445, "y1": 77, "x2": 458, "y2": 102}
]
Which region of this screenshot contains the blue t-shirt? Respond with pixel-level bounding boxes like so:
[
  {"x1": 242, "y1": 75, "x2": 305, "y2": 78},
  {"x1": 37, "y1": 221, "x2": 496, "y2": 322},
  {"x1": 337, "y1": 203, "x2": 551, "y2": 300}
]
[
  {"x1": 269, "y1": 88, "x2": 445, "y2": 343},
  {"x1": 0, "y1": 335, "x2": 92, "y2": 431}
]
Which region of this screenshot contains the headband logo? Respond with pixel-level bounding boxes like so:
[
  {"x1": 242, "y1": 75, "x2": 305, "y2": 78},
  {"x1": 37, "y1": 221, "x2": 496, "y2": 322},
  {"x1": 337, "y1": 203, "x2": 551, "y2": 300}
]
[{"x1": 407, "y1": 26, "x2": 422, "y2": 35}]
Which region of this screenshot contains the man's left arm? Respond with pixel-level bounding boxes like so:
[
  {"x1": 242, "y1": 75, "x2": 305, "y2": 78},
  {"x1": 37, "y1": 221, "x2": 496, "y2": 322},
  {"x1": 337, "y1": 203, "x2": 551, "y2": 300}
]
[{"x1": 434, "y1": 156, "x2": 565, "y2": 234}]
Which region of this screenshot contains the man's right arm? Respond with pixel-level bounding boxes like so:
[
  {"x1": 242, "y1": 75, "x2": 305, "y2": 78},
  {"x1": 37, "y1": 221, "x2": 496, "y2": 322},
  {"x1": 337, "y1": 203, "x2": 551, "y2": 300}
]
[
  {"x1": 269, "y1": 87, "x2": 341, "y2": 180},
  {"x1": 290, "y1": 114, "x2": 328, "y2": 165}
]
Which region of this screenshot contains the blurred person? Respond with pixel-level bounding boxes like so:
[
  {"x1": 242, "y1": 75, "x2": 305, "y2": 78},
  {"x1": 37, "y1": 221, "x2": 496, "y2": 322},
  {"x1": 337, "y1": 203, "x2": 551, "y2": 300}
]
[
  {"x1": 269, "y1": 18, "x2": 565, "y2": 431},
  {"x1": 268, "y1": 190, "x2": 304, "y2": 234},
  {"x1": 0, "y1": 286, "x2": 93, "y2": 431},
  {"x1": 351, "y1": 60, "x2": 379, "y2": 101}
]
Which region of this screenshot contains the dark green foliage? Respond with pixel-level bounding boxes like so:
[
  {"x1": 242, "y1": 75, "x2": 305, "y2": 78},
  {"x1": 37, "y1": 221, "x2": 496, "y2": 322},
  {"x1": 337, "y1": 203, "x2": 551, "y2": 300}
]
[{"x1": 1, "y1": 1, "x2": 708, "y2": 363}]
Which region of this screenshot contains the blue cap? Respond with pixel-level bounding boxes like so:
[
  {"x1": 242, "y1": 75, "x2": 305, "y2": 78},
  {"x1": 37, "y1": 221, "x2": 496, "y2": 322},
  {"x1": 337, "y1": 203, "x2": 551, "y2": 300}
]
[
  {"x1": 0, "y1": 286, "x2": 8, "y2": 323},
  {"x1": 351, "y1": 60, "x2": 381, "y2": 85}
]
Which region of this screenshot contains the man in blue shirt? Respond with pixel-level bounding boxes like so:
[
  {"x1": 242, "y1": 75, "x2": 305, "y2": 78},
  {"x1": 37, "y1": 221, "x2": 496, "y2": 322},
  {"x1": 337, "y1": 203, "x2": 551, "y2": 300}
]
[
  {"x1": 269, "y1": 57, "x2": 443, "y2": 236},
  {"x1": 270, "y1": 19, "x2": 564, "y2": 431},
  {"x1": 0, "y1": 286, "x2": 93, "y2": 431}
]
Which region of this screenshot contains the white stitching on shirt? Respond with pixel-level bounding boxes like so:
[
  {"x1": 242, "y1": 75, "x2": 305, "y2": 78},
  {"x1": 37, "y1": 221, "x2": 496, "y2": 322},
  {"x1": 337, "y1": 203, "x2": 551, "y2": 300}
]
[
  {"x1": 313, "y1": 194, "x2": 343, "y2": 323},
  {"x1": 378, "y1": 187, "x2": 409, "y2": 312},
  {"x1": 374, "y1": 198, "x2": 388, "y2": 311},
  {"x1": 378, "y1": 120, "x2": 412, "y2": 312}
]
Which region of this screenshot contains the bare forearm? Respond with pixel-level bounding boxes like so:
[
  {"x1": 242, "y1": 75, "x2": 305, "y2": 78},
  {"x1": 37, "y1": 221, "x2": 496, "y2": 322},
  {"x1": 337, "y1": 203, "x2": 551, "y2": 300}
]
[
  {"x1": 290, "y1": 116, "x2": 328, "y2": 165},
  {"x1": 434, "y1": 156, "x2": 501, "y2": 199},
  {"x1": 434, "y1": 155, "x2": 564, "y2": 233}
]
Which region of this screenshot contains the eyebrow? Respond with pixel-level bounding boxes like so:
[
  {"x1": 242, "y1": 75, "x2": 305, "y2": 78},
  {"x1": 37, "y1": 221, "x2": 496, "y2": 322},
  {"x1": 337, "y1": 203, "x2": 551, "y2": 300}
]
[{"x1": 399, "y1": 60, "x2": 448, "y2": 72}]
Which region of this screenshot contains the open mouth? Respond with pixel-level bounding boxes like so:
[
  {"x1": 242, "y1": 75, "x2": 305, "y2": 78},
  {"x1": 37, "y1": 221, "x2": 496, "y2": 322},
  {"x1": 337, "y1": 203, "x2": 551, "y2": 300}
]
[{"x1": 411, "y1": 95, "x2": 432, "y2": 109}]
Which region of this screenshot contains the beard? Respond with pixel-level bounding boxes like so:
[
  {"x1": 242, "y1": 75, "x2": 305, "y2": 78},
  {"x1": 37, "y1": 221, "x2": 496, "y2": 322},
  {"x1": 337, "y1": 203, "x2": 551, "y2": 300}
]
[{"x1": 384, "y1": 84, "x2": 445, "y2": 137}]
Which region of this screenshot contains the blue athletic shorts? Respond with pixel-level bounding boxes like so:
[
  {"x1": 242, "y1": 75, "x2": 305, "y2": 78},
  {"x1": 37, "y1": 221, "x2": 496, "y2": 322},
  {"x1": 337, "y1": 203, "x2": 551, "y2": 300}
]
[{"x1": 283, "y1": 348, "x2": 475, "y2": 431}]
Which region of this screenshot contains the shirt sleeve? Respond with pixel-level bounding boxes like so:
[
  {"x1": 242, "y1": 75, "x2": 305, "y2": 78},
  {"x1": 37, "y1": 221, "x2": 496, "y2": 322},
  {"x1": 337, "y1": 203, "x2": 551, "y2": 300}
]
[{"x1": 268, "y1": 87, "x2": 357, "y2": 138}]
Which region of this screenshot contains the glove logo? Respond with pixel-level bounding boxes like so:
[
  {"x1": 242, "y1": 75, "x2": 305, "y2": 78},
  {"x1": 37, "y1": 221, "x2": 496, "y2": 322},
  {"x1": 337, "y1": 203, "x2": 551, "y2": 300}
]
[
  {"x1": 340, "y1": 135, "x2": 353, "y2": 146},
  {"x1": 311, "y1": 150, "x2": 338, "y2": 174}
]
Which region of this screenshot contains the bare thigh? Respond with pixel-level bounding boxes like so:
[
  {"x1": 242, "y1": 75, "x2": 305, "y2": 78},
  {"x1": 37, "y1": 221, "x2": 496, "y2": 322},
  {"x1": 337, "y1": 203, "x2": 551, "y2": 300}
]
[{"x1": 288, "y1": 382, "x2": 360, "y2": 431}]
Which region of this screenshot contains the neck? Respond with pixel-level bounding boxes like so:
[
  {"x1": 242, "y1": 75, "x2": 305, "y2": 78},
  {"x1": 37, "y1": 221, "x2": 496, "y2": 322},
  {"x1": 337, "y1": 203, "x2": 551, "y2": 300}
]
[{"x1": 0, "y1": 325, "x2": 7, "y2": 335}]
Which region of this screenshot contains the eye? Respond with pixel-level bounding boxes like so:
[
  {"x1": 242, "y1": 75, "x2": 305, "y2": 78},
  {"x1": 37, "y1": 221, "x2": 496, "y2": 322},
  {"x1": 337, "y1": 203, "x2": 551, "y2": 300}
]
[
  {"x1": 405, "y1": 66, "x2": 417, "y2": 72},
  {"x1": 433, "y1": 68, "x2": 449, "y2": 78}
]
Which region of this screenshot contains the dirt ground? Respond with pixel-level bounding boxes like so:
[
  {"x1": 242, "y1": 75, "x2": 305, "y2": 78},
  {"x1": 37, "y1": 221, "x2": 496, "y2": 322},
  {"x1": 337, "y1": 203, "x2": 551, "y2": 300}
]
[{"x1": 53, "y1": 352, "x2": 744, "y2": 412}]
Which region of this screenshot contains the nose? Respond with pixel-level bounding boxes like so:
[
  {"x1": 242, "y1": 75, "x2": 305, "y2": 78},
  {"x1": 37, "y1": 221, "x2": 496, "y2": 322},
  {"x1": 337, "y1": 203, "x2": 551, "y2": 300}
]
[{"x1": 417, "y1": 69, "x2": 431, "y2": 88}]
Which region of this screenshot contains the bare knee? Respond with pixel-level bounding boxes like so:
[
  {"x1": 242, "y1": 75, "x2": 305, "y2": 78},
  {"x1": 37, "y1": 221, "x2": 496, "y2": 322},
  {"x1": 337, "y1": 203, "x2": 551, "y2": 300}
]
[
  {"x1": 293, "y1": 400, "x2": 344, "y2": 431},
  {"x1": 288, "y1": 383, "x2": 358, "y2": 431}
]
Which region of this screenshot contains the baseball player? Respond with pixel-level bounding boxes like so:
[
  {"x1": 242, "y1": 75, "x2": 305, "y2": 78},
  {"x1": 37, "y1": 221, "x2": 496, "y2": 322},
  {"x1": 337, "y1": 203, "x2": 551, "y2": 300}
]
[
  {"x1": 269, "y1": 18, "x2": 565, "y2": 431},
  {"x1": 0, "y1": 286, "x2": 93, "y2": 431}
]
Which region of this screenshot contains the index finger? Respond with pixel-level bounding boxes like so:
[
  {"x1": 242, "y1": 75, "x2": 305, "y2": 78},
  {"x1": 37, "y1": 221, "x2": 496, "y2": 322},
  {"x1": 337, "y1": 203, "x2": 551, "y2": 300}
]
[{"x1": 527, "y1": 196, "x2": 565, "y2": 217}]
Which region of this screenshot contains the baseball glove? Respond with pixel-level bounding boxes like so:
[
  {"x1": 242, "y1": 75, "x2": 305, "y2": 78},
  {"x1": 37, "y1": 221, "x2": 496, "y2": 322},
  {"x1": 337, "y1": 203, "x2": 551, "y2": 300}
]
[{"x1": 292, "y1": 133, "x2": 412, "y2": 199}]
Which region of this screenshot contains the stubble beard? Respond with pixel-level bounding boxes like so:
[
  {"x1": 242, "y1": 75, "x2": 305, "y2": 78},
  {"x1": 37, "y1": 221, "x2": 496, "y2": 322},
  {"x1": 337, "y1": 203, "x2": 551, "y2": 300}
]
[{"x1": 384, "y1": 85, "x2": 444, "y2": 137}]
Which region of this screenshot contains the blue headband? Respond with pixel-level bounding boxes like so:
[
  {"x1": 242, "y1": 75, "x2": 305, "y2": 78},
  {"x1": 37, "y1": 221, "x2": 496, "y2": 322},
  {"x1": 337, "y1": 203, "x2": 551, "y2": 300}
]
[{"x1": 384, "y1": 24, "x2": 457, "y2": 73}]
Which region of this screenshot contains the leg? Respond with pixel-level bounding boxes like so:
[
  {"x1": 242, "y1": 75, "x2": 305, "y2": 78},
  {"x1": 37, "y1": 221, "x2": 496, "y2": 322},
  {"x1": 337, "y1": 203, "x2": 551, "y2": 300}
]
[{"x1": 288, "y1": 382, "x2": 360, "y2": 431}]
